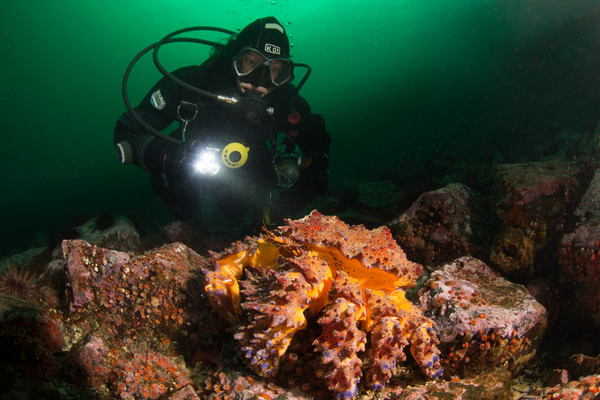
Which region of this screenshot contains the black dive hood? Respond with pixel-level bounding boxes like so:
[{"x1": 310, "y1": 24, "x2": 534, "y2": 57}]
[{"x1": 122, "y1": 26, "x2": 312, "y2": 144}]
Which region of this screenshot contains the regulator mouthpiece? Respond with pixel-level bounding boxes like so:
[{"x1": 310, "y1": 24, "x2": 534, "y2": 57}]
[{"x1": 237, "y1": 89, "x2": 267, "y2": 123}]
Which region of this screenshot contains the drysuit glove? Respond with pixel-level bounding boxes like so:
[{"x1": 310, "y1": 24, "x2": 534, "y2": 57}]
[{"x1": 161, "y1": 143, "x2": 192, "y2": 184}]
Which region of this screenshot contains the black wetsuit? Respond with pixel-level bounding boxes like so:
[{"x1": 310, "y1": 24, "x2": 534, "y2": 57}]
[{"x1": 114, "y1": 61, "x2": 330, "y2": 224}]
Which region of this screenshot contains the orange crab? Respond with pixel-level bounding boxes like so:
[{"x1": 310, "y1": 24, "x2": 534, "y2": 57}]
[{"x1": 202, "y1": 211, "x2": 442, "y2": 399}]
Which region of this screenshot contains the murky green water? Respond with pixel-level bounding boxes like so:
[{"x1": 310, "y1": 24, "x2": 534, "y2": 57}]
[{"x1": 2, "y1": 0, "x2": 600, "y2": 256}]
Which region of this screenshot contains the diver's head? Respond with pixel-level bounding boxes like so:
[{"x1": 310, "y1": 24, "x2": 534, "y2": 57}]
[{"x1": 231, "y1": 17, "x2": 294, "y2": 91}]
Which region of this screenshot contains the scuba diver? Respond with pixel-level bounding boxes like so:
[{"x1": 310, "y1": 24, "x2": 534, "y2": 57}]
[{"x1": 114, "y1": 16, "x2": 330, "y2": 228}]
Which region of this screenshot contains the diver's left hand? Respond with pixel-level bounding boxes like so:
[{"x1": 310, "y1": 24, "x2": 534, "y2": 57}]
[{"x1": 274, "y1": 158, "x2": 300, "y2": 189}]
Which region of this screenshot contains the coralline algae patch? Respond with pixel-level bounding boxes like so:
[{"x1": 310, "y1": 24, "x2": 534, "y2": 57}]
[
  {"x1": 557, "y1": 169, "x2": 600, "y2": 328},
  {"x1": 389, "y1": 183, "x2": 485, "y2": 267},
  {"x1": 0, "y1": 309, "x2": 65, "y2": 383},
  {"x1": 62, "y1": 240, "x2": 205, "y2": 338},
  {"x1": 79, "y1": 336, "x2": 191, "y2": 399},
  {"x1": 560, "y1": 238, "x2": 600, "y2": 284},
  {"x1": 418, "y1": 256, "x2": 548, "y2": 377},
  {"x1": 61, "y1": 239, "x2": 213, "y2": 399},
  {"x1": 559, "y1": 236, "x2": 600, "y2": 326},
  {"x1": 528, "y1": 374, "x2": 600, "y2": 399}
]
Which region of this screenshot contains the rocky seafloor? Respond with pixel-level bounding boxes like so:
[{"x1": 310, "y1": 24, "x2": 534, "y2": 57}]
[{"x1": 3, "y1": 140, "x2": 600, "y2": 399}]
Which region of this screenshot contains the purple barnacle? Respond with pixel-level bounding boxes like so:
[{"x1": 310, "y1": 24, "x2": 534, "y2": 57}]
[
  {"x1": 426, "y1": 360, "x2": 432, "y2": 367},
  {"x1": 381, "y1": 361, "x2": 392, "y2": 371},
  {"x1": 433, "y1": 355, "x2": 439, "y2": 362},
  {"x1": 371, "y1": 383, "x2": 384, "y2": 390},
  {"x1": 433, "y1": 368, "x2": 443, "y2": 378},
  {"x1": 338, "y1": 387, "x2": 358, "y2": 400},
  {"x1": 322, "y1": 349, "x2": 335, "y2": 362},
  {"x1": 272, "y1": 314, "x2": 285, "y2": 326},
  {"x1": 260, "y1": 361, "x2": 271, "y2": 373}
]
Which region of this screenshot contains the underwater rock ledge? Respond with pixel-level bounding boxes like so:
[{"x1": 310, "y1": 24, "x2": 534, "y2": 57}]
[{"x1": 1, "y1": 196, "x2": 600, "y2": 398}]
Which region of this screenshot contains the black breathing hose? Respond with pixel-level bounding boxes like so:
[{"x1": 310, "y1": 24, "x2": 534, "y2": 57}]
[
  {"x1": 294, "y1": 63, "x2": 311, "y2": 92},
  {"x1": 122, "y1": 26, "x2": 312, "y2": 144},
  {"x1": 152, "y1": 27, "x2": 235, "y2": 102},
  {"x1": 122, "y1": 27, "x2": 233, "y2": 143}
]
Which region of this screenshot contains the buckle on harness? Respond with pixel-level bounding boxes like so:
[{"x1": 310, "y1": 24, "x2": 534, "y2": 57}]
[
  {"x1": 177, "y1": 101, "x2": 198, "y2": 122},
  {"x1": 177, "y1": 101, "x2": 198, "y2": 141}
]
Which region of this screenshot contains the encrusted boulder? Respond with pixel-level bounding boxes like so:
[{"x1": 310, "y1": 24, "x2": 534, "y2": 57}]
[
  {"x1": 395, "y1": 369, "x2": 512, "y2": 400},
  {"x1": 63, "y1": 214, "x2": 143, "y2": 254},
  {"x1": 519, "y1": 373, "x2": 600, "y2": 399},
  {"x1": 334, "y1": 179, "x2": 404, "y2": 226},
  {"x1": 161, "y1": 221, "x2": 208, "y2": 253},
  {"x1": 418, "y1": 256, "x2": 548, "y2": 377},
  {"x1": 489, "y1": 158, "x2": 590, "y2": 276},
  {"x1": 60, "y1": 239, "x2": 217, "y2": 398},
  {"x1": 559, "y1": 168, "x2": 600, "y2": 327},
  {"x1": 389, "y1": 183, "x2": 489, "y2": 267},
  {"x1": 167, "y1": 385, "x2": 201, "y2": 400},
  {"x1": 0, "y1": 309, "x2": 65, "y2": 385},
  {"x1": 566, "y1": 353, "x2": 600, "y2": 379}
]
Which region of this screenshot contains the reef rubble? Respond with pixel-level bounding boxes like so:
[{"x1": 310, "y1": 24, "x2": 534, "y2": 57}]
[
  {"x1": 417, "y1": 256, "x2": 548, "y2": 378},
  {"x1": 2, "y1": 157, "x2": 600, "y2": 399}
]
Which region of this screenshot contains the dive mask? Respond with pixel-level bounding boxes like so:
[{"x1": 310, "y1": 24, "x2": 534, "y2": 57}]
[{"x1": 233, "y1": 47, "x2": 294, "y2": 87}]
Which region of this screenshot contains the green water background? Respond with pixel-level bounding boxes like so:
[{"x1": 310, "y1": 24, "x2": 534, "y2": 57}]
[{"x1": 2, "y1": 0, "x2": 600, "y2": 256}]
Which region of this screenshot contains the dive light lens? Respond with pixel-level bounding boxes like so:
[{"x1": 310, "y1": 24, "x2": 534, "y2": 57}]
[{"x1": 193, "y1": 148, "x2": 221, "y2": 176}]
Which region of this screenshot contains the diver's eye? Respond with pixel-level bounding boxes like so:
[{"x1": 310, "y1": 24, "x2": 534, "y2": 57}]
[
  {"x1": 239, "y1": 51, "x2": 265, "y2": 73},
  {"x1": 242, "y1": 57, "x2": 259, "y2": 71},
  {"x1": 270, "y1": 61, "x2": 283, "y2": 77}
]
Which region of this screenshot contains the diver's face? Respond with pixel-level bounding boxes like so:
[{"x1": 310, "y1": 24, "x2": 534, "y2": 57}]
[
  {"x1": 236, "y1": 50, "x2": 277, "y2": 96},
  {"x1": 237, "y1": 51, "x2": 284, "y2": 80}
]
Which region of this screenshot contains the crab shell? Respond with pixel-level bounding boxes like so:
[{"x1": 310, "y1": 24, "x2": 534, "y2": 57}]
[{"x1": 202, "y1": 211, "x2": 442, "y2": 399}]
